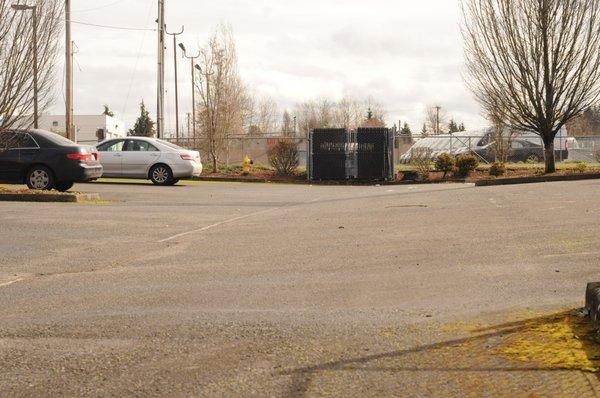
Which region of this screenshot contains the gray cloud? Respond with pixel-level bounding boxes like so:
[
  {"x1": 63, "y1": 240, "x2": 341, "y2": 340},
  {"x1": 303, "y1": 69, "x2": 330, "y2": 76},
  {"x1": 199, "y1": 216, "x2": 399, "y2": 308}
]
[{"x1": 50, "y1": 0, "x2": 487, "y2": 132}]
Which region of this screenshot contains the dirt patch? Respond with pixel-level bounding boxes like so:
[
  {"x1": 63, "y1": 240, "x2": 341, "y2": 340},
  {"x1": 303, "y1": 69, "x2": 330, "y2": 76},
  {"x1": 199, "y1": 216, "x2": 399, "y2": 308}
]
[
  {"x1": 200, "y1": 168, "x2": 307, "y2": 183},
  {"x1": 399, "y1": 165, "x2": 600, "y2": 184}
]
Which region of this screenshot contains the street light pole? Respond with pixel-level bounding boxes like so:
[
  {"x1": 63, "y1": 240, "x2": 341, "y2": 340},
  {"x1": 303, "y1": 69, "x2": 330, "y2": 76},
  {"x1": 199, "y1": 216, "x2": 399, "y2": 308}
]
[
  {"x1": 157, "y1": 0, "x2": 165, "y2": 139},
  {"x1": 179, "y1": 43, "x2": 200, "y2": 138},
  {"x1": 166, "y1": 25, "x2": 184, "y2": 142},
  {"x1": 65, "y1": 0, "x2": 74, "y2": 141},
  {"x1": 435, "y1": 105, "x2": 441, "y2": 135},
  {"x1": 11, "y1": 4, "x2": 38, "y2": 129}
]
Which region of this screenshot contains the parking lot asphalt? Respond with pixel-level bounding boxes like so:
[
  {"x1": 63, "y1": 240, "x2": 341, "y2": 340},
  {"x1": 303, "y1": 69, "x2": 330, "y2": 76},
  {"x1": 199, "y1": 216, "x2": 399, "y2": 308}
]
[{"x1": 1, "y1": 180, "x2": 600, "y2": 396}]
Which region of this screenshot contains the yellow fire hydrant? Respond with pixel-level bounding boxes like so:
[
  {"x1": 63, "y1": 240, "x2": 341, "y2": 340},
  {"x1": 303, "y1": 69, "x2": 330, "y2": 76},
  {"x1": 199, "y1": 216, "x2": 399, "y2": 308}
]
[{"x1": 242, "y1": 155, "x2": 253, "y2": 175}]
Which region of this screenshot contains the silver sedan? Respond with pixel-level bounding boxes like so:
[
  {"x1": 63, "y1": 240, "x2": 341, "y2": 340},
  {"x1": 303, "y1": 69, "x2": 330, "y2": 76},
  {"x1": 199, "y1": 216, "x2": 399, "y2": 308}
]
[{"x1": 96, "y1": 137, "x2": 203, "y2": 185}]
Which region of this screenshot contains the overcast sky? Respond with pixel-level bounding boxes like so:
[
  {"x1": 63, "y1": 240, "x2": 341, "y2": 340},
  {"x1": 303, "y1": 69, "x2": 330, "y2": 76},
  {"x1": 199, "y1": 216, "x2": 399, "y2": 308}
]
[{"x1": 52, "y1": 0, "x2": 488, "y2": 133}]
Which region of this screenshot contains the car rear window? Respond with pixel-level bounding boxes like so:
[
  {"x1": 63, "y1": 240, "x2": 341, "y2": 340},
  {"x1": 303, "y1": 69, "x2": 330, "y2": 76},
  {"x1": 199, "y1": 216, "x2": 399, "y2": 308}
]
[
  {"x1": 33, "y1": 130, "x2": 76, "y2": 146},
  {"x1": 156, "y1": 139, "x2": 184, "y2": 150}
]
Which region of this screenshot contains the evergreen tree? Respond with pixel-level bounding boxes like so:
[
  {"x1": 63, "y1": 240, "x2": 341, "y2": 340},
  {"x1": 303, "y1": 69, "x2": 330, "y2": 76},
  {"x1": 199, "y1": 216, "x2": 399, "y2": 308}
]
[
  {"x1": 102, "y1": 105, "x2": 114, "y2": 117},
  {"x1": 448, "y1": 119, "x2": 459, "y2": 133},
  {"x1": 401, "y1": 122, "x2": 412, "y2": 135},
  {"x1": 421, "y1": 123, "x2": 428, "y2": 136},
  {"x1": 458, "y1": 122, "x2": 466, "y2": 132},
  {"x1": 128, "y1": 101, "x2": 155, "y2": 137}
]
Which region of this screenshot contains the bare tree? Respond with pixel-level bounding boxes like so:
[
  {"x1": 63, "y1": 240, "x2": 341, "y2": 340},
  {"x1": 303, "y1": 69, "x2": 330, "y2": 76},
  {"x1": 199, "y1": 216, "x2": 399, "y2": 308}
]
[
  {"x1": 295, "y1": 97, "x2": 387, "y2": 136},
  {"x1": 281, "y1": 109, "x2": 295, "y2": 137},
  {"x1": 255, "y1": 95, "x2": 278, "y2": 135},
  {"x1": 196, "y1": 25, "x2": 250, "y2": 173},
  {"x1": 462, "y1": 0, "x2": 600, "y2": 173},
  {"x1": 334, "y1": 97, "x2": 362, "y2": 129},
  {"x1": 424, "y1": 105, "x2": 447, "y2": 135},
  {"x1": 0, "y1": 0, "x2": 62, "y2": 140}
]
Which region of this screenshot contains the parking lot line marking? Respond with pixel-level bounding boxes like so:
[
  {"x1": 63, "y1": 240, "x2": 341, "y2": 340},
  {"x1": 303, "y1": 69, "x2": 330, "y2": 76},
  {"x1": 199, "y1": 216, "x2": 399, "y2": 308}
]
[
  {"x1": 0, "y1": 278, "x2": 24, "y2": 288},
  {"x1": 158, "y1": 207, "x2": 283, "y2": 243}
]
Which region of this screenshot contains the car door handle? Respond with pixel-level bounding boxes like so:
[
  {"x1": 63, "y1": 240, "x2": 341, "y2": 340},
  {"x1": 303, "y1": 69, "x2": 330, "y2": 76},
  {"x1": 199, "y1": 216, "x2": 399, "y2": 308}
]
[{"x1": 115, "y1": 154, "x2": 122, "y2": 157}]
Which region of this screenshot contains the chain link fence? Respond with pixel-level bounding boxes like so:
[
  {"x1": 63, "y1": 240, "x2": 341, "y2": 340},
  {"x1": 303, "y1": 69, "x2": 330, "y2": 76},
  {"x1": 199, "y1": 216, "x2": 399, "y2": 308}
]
[
  {"x1": 166, "y1": 133, "x2": 600, "y2": 168},
  {"x1": 165, "y1": 136, "x2": 309, "y2": 167}
]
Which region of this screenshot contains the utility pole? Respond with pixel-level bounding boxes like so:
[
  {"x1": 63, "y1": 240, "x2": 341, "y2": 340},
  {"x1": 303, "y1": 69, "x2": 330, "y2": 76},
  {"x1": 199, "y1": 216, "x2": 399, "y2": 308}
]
[
  {"x1": 179, "y1": 43, "x2": 200, "y2": 138},
  {"x1": 186, "y1": 112, "x2": 191, "y2": 137},
  {"x1": 434, "y1": 106, "x2": 441, "y2": 135},
  {"x1": 293, "y1": 116, "x2": 297, "y2": 137},
  {"x1": 166, "y1": 25, "x2": 184, "y2": 142},
  {"x1": 65, "y1": 0, "x2": 74, "y2": 141},
  {"x1": 157, "y1": 0, "x2": 165, "y2": 139},
  {"x1": 11, "y1": 4, "x2": 38, "y2": 128}
]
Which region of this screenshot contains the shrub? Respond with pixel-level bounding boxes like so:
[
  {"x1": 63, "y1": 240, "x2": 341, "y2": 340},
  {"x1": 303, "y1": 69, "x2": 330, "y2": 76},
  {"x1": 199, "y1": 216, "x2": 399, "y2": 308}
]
[
  {"x1": 595, "y1": 149, "x2": 600, "y2": 162},
  {"x1": 435, "y1": 153, "x2": 456, "y2": 178},
  {"x1": 268, "y1": 140, "x2": 299, "y2": 175},
  {"x1": 455, "y1": 154, "x2": 479, "y2": 177},
  {"x1": 489, "y1": 162, "x2": 506, "y2": 177},
  {"x1": 575, "y1": 162, "x2": 588, "y2": 173},
  {"x1": 410, "y1": 148, "x2": 433, "y2": 181}
]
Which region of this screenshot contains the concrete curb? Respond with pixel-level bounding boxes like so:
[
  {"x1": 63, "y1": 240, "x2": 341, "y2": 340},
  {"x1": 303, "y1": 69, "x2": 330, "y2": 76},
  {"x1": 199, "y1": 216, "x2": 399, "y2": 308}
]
[
  {"x1": 193, "y1": 176, "x2": 298, "y2": 184},
  {"x1": 475, "y1": 173, "x2": 600, "y2": 187},
  {"x1": 193, "y1": 176, "x2": 469, "y2": 186},
  {"x1": 586, "y1": 282, "x2": 600, "y2": 325},
  {"x1": 0, "y1": 192, "x2": 100, "y2": 203}
]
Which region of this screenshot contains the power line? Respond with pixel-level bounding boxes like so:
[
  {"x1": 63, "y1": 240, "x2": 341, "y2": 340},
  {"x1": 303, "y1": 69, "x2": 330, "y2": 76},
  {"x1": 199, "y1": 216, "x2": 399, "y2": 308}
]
[
  {"x1": 73, "y1": 0, "x2": 128, "y2": 13},
  {"x1": 121, "y1": 0, "x2": 155, "y2": 119},
  {"x1": 67, "y1": 20, "x2": 156, "y2": 32}
]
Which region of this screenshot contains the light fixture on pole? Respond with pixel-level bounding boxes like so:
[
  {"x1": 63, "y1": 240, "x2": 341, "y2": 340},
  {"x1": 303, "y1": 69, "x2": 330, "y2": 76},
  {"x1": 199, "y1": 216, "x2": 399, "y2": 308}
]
[
  {"x1": 179, "y1": 43, "x2": 200, "y2": 138},
  {"x1": 12, "y1": 3, "x2": 38, "y2": 129},
  {"x1": 166, "y1": 25, "x2": 184, "y2": 142}
]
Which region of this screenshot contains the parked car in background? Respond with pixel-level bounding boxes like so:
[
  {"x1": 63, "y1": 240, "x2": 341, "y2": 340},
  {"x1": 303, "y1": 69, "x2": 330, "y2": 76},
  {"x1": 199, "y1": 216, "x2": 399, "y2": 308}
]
[
  {"x1": 400, "y1": 128, "x2": 569, "y2": 164},
  {"x1": 453, "y1": 138, "x2": 544, "y2": 163},
  {"x1": 96, "y1": 137, "x2": 202, "y2": 185},
  {"x1": 0, "y1": 129, "x2": 102, "y2": 191}
]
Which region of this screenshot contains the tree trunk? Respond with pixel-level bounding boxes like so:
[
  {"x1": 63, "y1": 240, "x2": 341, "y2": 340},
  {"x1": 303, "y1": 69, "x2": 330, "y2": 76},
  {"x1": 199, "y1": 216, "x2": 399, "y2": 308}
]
[
  {"x1": 212, "y1": 154, "x2": 218, "y2": 174},
  {"x1": 543, "y1": 138, "x2": 556, "y2": 174}
]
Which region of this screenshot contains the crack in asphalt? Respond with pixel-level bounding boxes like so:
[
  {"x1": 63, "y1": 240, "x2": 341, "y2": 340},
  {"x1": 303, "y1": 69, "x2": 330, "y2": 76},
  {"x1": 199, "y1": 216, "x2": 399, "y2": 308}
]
[{"x1": 0, "y1": 278, "x2": 24, "y2": 288}]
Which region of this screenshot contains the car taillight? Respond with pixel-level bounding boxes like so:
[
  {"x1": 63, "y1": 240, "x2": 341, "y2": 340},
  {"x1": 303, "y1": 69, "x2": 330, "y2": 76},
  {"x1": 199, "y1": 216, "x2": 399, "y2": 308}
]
[
  {"x1": 66, "y1": 153, "x2": 93, "y2": 161},
  {"x1": 93, "y1": 152, "x2": 99, "y2": 160},
  {"x1": 180, "y1": 154, "x2": 194, "y2": 160}
]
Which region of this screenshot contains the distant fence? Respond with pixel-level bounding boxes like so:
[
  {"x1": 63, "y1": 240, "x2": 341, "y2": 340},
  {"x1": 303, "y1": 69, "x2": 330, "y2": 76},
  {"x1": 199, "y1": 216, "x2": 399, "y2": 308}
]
[
  {"x1": 165, "y1": 136, "x2": 308, "y2": 166},
  {"x1": 164, "y1": 133, "x2": 600, "y2": 167},
  {"x1": 569, "y1": 136, "x2": 600, "y2": 162},
  {"x1": 396, "y1": 133, "x2": 576, "y2": 164}
]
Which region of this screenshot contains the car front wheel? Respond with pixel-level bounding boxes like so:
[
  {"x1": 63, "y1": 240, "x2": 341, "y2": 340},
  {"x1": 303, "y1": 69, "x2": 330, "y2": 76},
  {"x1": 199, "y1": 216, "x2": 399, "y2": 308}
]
[
  {"x1": 26, "y1": 166, "x2": 54, "y2": 190},
  {"x1": 55, "y1": 181, "x2": 74, "y2": 192},
  {"x1": 150, "y1": 164, "x2": 173, "y2": 185}
]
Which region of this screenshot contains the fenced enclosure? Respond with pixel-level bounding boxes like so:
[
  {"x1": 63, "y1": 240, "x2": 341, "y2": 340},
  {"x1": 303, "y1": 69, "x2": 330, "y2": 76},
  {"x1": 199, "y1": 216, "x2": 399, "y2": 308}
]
[{"x1": 309, "y1": 128, "x2": 395, "y2": 182}]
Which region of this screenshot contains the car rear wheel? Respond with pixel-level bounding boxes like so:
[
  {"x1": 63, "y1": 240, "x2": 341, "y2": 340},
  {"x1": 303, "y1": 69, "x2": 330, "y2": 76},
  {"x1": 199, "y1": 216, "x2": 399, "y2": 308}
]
[
  {"x1": 527, "y1": 154, "x2": 541, "y2": 163},
  {"x1": 26, "y1": 166, "x2": 54, "y2": 190},
  {"x1": 55, "y1": 181, "x2": 74, "y2": 192},
  {"x1": 150, "y1": 164, "x2": 173, "y2": 185}
]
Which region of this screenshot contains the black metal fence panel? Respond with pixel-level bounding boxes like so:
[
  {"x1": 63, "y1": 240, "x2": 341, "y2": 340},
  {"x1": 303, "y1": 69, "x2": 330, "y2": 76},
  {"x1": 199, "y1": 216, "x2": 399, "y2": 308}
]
[
  {"x1": 310, "y1": 129, "x2": 348, "y2": 181},
  {"x1": 356, "y1": 128, "x2": 393, "y2": 181}
]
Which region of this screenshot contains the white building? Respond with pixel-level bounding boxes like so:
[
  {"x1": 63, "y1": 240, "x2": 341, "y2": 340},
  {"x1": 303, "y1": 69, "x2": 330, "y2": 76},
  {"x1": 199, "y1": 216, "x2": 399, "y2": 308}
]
[{"x1": 38, "y1": 115, "x2": 127, "y2": 145}]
